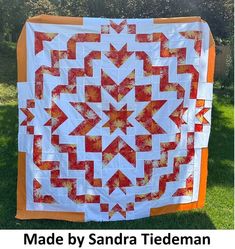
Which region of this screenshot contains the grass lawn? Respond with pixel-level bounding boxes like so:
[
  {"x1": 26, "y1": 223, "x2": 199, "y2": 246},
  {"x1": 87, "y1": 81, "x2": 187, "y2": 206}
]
[{"x1": 0, "y1": 42, "x2": 234, "y2": 229}]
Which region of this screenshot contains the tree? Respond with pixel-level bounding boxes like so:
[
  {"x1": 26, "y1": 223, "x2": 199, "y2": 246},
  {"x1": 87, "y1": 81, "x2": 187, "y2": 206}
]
[
  {"x1": 0, "y1": 0, "x2": 26, "y2": 41},
  {"x1": 25, "y1": 0, "x2": 57, "y2": 17},
  {"x1": 0, "y1": 0, "x2": 233, "y2": 42}
]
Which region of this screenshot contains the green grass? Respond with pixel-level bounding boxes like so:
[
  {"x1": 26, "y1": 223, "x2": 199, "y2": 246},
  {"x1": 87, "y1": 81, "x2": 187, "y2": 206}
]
[{"x1": 0, "y1": 42, "x2": 234, "y2": 229}]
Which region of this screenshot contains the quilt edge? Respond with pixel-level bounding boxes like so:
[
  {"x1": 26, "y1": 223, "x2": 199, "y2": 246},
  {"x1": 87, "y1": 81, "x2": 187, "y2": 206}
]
[
  {"x1": 150, "y1": 148, "x2": 208, "y2": 216},
  {"x1": 16, "y1": 15, "x2": 215, "y2": 222},
  {"x1": 15, "y1": 152, "x2": 85, "y2": 222}
]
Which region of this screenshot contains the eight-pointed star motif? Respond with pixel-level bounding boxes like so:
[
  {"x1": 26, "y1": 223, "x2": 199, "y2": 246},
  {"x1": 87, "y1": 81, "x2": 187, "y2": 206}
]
[{"x1": 103, "y1": 104, "x2": 134, "y2": 134}]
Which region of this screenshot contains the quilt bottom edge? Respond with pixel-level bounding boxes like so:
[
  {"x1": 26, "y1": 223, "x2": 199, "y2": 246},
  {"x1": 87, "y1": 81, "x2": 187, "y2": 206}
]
[{"x1": 15, "y1": 149, "x2": 208, "y2": 222}]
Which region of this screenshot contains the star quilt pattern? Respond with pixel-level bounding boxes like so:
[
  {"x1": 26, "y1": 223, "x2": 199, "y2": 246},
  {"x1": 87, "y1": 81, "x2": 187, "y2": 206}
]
[{"x1": 16, "y1": 15, "x2": 215, "y2": 222}]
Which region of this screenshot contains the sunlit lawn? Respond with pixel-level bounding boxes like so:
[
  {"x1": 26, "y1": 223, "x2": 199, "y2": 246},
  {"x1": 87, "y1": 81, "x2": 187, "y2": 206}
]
[{"x1": 0, "y1": 42, "x2": 233, "y2": 229}]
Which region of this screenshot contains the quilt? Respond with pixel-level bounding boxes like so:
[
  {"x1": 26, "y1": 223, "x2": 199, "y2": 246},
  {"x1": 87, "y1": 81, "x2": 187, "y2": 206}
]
[{"x1": 16, "y1": 15, "x2": 215, "y2": 222}]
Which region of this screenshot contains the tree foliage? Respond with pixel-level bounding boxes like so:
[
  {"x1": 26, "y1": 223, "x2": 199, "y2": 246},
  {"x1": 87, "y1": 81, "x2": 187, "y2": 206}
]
[
  {"x1": 25, "y1": 0, "x2": 57, "y2": 17},
  {"x1": 0, "y1": 0, "x2": 233, "y2": 42}
]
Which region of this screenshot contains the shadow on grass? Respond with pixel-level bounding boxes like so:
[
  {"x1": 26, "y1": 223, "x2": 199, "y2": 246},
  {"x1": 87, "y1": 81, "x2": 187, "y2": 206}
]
[
  {"x1": 0, "y1": 104, "x2": 18, "y2": 229},
  {"x1": 208, "y1": 95, "x2": 234, "y2": 188},
  {"x1": 213, "y1": 88, "x2": 234, "y2": 105}
]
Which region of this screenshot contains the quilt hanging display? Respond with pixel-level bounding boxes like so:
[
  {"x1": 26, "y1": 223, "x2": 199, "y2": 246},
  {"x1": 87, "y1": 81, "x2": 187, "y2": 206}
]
[{"x1": 16, "y1": 15, "x2": 215, "y2": 222}]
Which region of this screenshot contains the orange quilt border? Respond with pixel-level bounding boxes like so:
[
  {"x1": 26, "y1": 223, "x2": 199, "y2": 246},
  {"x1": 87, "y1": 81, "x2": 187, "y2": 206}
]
[
  {"x1": 16, "y1": 152, "x2": 85, "y2": 222},
  {"x1": 16, "y1": 15, "x2": 215, "y2": 222},
  {"x1": 150, "y1": 148, "x2": 208, "y2": 216}
]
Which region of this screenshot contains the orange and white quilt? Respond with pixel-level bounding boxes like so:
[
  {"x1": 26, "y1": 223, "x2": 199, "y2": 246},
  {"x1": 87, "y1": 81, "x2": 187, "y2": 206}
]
[{"x1": 16, "y1": 15, "x2": 215, "y2": 222}]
